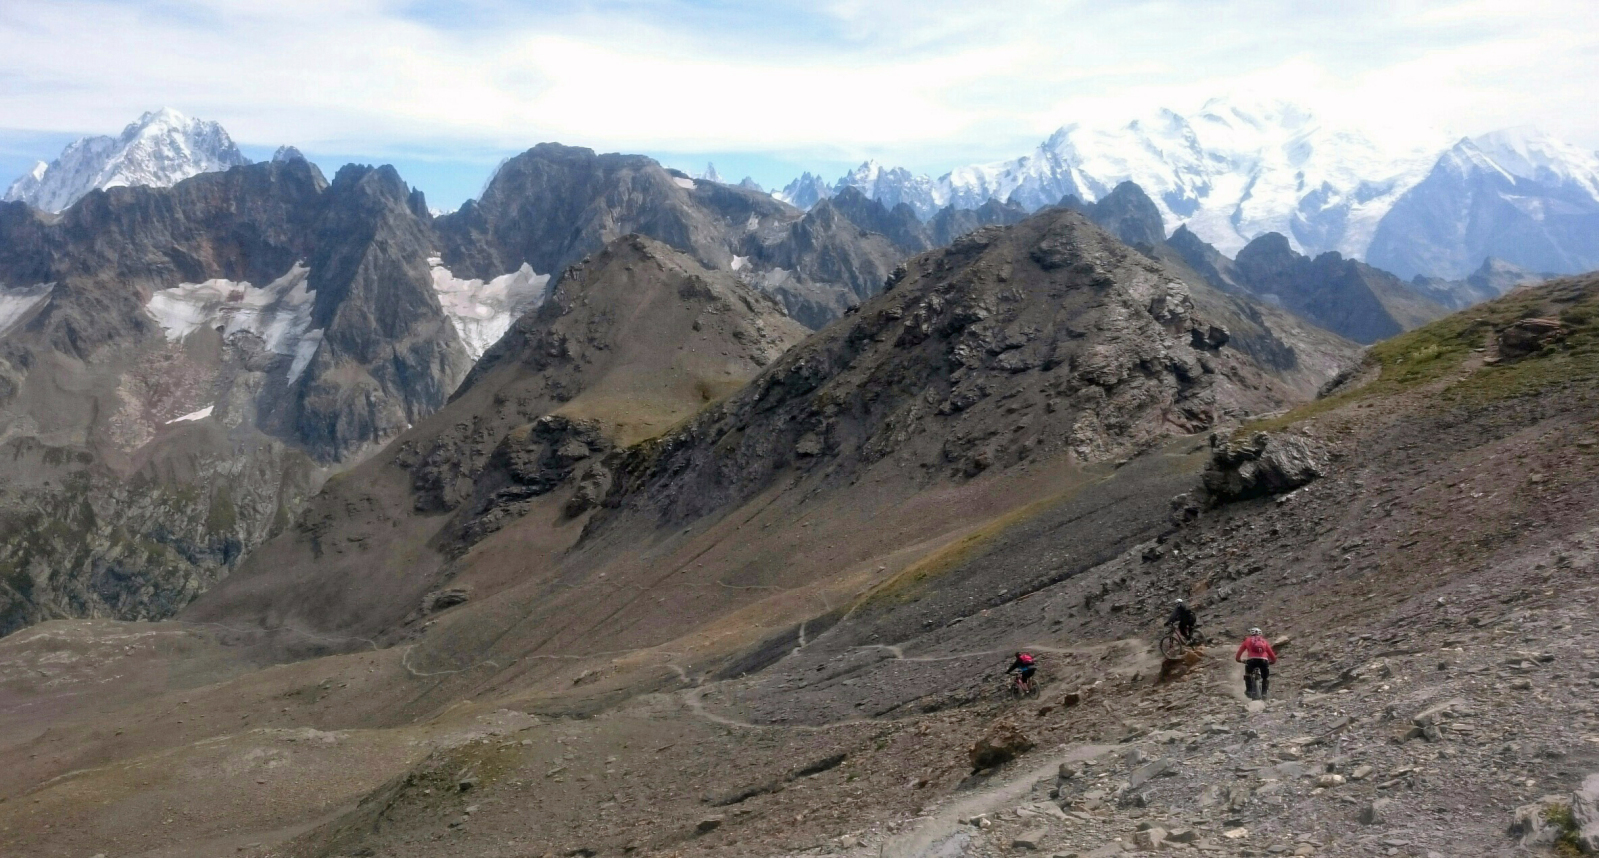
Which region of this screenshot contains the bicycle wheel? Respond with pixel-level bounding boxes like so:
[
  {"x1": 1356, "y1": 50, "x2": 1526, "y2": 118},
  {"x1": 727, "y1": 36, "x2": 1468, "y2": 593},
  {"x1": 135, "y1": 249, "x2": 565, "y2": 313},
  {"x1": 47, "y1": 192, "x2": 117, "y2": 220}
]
[{"x1": 1159, "y1": 632, "x2": 1184, "y2": 660}]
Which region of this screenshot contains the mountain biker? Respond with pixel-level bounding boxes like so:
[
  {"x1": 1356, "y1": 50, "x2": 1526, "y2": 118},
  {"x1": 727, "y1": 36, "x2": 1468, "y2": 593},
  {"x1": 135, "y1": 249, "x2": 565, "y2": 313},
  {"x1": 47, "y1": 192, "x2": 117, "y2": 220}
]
[
  {"x1": 1234, "y1": 627, "x2": 1278, "y2": 699},
  {"x1": 1006, "y1": 651, "x2": 1037, "y2": 693},
  {"x1": 1166, "y1": 598, "x2": 1197, "y2": 642}
]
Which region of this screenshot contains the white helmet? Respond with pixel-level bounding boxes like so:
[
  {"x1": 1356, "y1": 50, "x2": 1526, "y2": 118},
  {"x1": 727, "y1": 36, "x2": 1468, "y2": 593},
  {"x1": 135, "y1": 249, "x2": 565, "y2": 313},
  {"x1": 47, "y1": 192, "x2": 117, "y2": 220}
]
[
  {"x1": 1174, "y1": 598, "x2": 1185, "y2": 604},
  {"x1": 1248, "y1": 627, "x2": 1262, "y2": 636}
]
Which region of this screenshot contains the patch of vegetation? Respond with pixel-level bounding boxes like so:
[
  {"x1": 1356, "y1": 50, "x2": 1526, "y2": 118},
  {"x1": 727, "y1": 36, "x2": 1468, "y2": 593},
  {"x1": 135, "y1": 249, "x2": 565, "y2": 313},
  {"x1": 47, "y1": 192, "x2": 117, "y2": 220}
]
[
  {"x1": 857, "y1": 473, "x2": 1099, "y2": 607},
  {"x1": 1248, "y1": 274, "x2": 1599, "y2": 432},
  {"x1": 1544, "y1": 802, "x2": 1583, "y2": 856},
  {"x1": 206, "y1": 490, "x2": 237, "y2": 533}
]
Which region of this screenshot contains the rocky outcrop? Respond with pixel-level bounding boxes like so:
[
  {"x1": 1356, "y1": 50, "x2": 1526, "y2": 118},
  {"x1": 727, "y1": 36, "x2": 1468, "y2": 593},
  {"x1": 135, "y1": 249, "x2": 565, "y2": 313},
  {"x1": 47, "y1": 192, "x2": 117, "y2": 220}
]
[
  {"x1": 1576, "y1": 773, "x2": 1599, "y2": 853},
  {"x1": 969, "y1": 721, "x2": 1034, "y2": 771},
  {"x1": 1495, "y1": 317, "x2": 1565, "y2": 360},
  {"x1": 1200, "y1": 431, "x2": 1325, "y2": 503}
]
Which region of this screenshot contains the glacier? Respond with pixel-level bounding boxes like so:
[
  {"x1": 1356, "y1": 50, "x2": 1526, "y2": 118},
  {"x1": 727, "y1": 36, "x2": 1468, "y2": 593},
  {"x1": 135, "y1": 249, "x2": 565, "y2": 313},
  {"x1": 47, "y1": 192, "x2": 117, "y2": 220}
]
[
  {"x1": 428, "y1": 259, "x2": 549, "y2": 360},
  {"x1": 145, "y1": 263, "x2": 322, "y2": 382}
]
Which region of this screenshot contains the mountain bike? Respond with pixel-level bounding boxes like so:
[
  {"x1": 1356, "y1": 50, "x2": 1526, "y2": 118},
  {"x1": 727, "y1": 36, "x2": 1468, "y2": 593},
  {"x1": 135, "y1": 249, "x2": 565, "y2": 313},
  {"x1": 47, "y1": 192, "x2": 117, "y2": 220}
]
[
  {"x1": 1006, "y1": 672, "x2": 1039, "y2": 698},
  {"x1": 1244, "y1": 661, "x2": 1267, "y2": 700},
  {"x1": 1159, "y1": 626, "x2": 1204, "y2": 660}
]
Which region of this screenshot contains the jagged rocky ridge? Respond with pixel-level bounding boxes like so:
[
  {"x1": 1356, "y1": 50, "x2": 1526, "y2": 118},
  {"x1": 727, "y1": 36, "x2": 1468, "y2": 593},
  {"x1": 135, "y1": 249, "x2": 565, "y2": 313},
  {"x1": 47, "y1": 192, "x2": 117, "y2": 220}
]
[
  {"x1": 0, "y1": 157, "x2": 473, "y2": 634},
  {"x1": 589, "y1": 207, "x2": 1355, "y2": 530},
  {"x1": 433, "y1": 143, "x2": 908, "y2": 329},
  {"x1": 184, "y1": 207, "x2": 1358, "y2": 654}
]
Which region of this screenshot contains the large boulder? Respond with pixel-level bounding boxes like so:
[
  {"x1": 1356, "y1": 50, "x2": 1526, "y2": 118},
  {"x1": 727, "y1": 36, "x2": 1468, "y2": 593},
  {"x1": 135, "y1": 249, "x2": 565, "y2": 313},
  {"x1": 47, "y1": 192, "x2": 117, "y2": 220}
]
[
  {"x1": 1497, "y1": 317, "x2": 1566, "y2": 360},
  {"x1": 1202, "y1": 431, "x2": 1325, "y2": 503},
  {"x1": 969, "y1": 721, "x2": 1035, "y2": 771}
]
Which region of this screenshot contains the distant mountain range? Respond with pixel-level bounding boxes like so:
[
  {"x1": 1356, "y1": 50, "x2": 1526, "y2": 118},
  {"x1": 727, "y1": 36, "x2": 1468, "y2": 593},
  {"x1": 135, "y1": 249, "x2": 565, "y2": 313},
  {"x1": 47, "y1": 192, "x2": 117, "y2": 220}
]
[
  {"x1": 11, "y1": 103, "x2": 1599, "y2": 284},
  {"x1": 775, "y1": 99, "x2": 1599, "y2": 282}
]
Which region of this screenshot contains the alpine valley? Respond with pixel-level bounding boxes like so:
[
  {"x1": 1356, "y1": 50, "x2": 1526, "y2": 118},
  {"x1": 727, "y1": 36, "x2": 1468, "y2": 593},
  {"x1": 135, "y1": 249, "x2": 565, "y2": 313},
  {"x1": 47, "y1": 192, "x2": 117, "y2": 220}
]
[{"x1": 1, "y1": 104, "x2": 1599, "y2": 858}]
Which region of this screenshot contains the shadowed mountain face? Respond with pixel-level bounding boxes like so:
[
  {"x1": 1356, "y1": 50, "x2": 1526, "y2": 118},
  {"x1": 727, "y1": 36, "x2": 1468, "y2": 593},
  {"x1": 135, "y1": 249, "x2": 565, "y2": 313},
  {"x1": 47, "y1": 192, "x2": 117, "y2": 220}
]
[
  {"x1": 0, "y1": 159, "x2": 471, "y2": 635},
  {"x1": 1063, "y1": 181, "x2": 1168, "y2": 250},
  {"x1": 927, "y1": 197, "x2": 1030, "y2": 246},
  {"x1": 1228, "y1": 232, "x2": 1445, "y2": 344},
  {"x1": 1062, "y1": 182, "x2": 1447, "y2": 345},
  {"x1": 433, "y1": 143, "x2": 912, "y2": 330}
]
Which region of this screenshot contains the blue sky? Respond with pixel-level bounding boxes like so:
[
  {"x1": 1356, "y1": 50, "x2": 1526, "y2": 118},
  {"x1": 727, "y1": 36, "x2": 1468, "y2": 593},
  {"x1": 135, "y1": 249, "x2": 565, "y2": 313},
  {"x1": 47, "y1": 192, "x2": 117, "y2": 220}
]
[{"x1": 2, "y1": 0, "x2": 1598, "y2": 209}]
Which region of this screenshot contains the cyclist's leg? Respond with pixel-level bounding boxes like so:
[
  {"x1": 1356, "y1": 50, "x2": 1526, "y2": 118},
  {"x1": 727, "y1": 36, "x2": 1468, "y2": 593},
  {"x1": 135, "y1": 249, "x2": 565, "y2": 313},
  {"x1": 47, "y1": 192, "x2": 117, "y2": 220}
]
[{"x1": 1258, "y1": 661, "x2": 1270, "y2": 697}]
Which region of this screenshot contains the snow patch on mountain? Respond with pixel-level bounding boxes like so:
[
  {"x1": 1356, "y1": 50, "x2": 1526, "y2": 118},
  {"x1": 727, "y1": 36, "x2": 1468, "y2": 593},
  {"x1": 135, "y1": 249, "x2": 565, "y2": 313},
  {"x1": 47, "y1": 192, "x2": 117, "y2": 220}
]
[
  {"x1": 167, "y1": 405, "x2": 214, "y2": 424},
  {"x1": 0, "y1": 283, "x2": 53, "y2": 336},
  {"x1": 1469, "y1": 127, "x2": 1599, "y2": 198},
  {"x1": 673, "y1": 177, "x2": 697, "y2": 190},
  {"x1": 145, "y1": 263, "x2": 322, "y2": 382},
  {"x1": 4, "y1": 108, "x2": 251, "y2": 213},
  {"x1": 427, "y1": 259, "x2": 549, "y2": 360}
]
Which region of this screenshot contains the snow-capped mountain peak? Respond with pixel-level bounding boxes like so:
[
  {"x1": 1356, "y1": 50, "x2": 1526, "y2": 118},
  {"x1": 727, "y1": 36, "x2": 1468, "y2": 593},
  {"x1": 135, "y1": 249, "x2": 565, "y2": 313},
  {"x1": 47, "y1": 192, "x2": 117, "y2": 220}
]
[
  {"x1": 778, "y1": 98, "x2": 1462, "y2": 260},
  {"x1": 3, "y1": 108, "x2": 252, "y2": 213},
  {"x1": 694, "y1": 162, "x2": 723, "y2": 183},
  {"x1": 1468, "y1": 127, "x2": 1599, "y2": 197}
]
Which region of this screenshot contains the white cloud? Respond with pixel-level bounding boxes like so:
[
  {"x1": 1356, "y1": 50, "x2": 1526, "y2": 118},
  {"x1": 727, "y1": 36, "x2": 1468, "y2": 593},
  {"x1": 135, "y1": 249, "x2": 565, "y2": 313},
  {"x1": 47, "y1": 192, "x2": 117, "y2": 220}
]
[{"x1": 0, "y1": 0, "x2": 1595, "y2": 167}]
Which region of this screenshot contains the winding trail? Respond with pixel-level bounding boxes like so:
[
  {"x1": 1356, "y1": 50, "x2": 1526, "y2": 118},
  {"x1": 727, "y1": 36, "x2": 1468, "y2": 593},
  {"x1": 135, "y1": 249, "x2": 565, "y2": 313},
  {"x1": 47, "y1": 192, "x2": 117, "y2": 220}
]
[{"x1": 675, "y1": 639, "x2": 1151, "y2": 731}]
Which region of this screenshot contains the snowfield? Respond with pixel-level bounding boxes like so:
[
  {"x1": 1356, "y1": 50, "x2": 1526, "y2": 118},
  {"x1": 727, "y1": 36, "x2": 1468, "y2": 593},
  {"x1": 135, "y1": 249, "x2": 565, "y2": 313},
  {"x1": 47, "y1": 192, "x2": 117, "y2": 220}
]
[
  {"x1": 145, "y1": 263, "x2": 322, "y2": 382},
  {"x1": 428, "y1": 259, "x2": 549, "y2": 360},
  {"x1": 0, "y1": 282, "x2": 53, "y2": 335}
]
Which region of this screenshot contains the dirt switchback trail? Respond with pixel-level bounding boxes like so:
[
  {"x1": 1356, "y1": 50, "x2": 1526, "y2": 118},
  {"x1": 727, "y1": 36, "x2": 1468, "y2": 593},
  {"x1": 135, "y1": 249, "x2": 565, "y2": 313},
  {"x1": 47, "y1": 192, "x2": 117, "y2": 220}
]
[{"x1": 880, "y1": 743, "x2": 1115, "y2": 858}]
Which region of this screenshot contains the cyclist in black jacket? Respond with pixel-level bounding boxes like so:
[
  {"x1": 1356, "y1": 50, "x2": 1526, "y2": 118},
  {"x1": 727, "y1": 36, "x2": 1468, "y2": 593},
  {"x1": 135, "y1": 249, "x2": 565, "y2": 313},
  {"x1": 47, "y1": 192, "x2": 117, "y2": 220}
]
[{"x1": 1166, "y1": 599, "x2": 1197, "y2": 642}]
